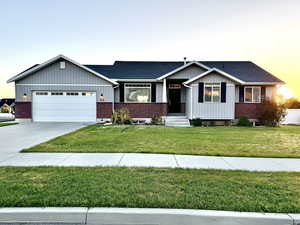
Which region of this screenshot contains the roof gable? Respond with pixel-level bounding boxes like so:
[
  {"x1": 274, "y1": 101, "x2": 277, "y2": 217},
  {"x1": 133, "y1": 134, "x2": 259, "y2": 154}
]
[
  {"x1": 183, "y1": 68, "x2": 245, "y2": 85},
  {"x1": 7, "y1": 55, "x2": 118, "y2": 85}
]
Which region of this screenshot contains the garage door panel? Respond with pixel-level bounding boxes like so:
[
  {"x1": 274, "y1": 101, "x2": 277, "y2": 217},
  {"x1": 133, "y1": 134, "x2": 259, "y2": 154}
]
[{"x1": 32, "y1": 92, "x2": 97, "y2": 122}]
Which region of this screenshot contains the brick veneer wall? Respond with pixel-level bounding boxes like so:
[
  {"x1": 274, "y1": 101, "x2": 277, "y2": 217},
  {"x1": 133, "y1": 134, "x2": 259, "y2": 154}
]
[
  {"x1": 115, "y1": 103, "x2": 167, "y2": 118},
  {"x1": 235, "y1": 103, "x2": 264, "y2": 119},
  {"x1": 97, "y1": 102, "x2": 113, "y2": 118},
  {"x1": 15, "y1": 102, "x2": 32, "y2": 119}
]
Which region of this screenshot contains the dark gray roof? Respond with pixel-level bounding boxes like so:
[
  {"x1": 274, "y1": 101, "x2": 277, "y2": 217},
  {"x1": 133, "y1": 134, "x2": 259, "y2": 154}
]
[{"x1": 85, "y1": 61, "x2": 283, "y2": 83}]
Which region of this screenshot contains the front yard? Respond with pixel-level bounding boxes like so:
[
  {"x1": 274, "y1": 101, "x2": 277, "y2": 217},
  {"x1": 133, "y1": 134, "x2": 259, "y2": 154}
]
[
  {"x1": 0, "y1": 167, "x2": 299, "y2": 213},
  {"x1": 23, "y1": 125, "x2": 300, "y2": 158}
]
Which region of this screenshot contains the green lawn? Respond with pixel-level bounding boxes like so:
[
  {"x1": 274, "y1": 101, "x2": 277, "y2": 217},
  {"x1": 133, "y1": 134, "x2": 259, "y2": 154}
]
[
  {"x1": 23, "y1": 125, "x2": 300, "y2": 158},
  {"x1": 0, "y1": 167, "x2": 299, "y2": 213},
  {"x1": 0, "y1": 122, "x2": 18, "y2": 127}
]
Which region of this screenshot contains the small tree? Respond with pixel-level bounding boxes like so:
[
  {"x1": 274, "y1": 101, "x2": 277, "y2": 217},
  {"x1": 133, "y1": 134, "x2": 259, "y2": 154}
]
[
  {"x1": 259, "y1": 100, "x2": 287, "y2": 127},
  {"x1": 111, "y1": 108, "x2": 132, "y2": 124},
  {"x1": 0, "y1": 104, "x2": 10, "y2": 113}
]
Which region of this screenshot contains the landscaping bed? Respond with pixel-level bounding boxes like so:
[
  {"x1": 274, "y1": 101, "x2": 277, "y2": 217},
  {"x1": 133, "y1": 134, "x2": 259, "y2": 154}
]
[
  {"x1": 22, "y1": 125, "x2": 300, "y2": 158},
  {"x1": 0, "y1": 167, "x2": 299, "y2": 213}
]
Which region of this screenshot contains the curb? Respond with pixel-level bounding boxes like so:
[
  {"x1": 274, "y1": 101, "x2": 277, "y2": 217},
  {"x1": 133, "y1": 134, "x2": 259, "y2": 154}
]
[{"x1": 0, "y1": 207, "x2": 299, "y2": 225}]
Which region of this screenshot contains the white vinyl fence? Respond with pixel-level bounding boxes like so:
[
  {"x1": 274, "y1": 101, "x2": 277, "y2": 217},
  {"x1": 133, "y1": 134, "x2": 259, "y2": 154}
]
[{"x1": 282, "y1": 109, "x2": 300, "y2": 125}]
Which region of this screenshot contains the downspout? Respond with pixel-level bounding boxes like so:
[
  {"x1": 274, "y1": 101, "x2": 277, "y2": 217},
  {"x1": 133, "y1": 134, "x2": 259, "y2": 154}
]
[{"x1": 183, "y1": 83, "x2": 192, "y2": 119}]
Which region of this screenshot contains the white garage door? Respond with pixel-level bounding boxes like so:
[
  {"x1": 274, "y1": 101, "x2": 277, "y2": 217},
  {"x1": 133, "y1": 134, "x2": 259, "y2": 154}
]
[{"x1": 32, "y1": 91, "x2": 96, "y2": 122}]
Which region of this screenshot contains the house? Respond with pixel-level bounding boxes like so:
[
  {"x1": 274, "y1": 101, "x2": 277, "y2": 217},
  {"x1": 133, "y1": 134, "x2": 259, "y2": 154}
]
[{"x1": 7, "y1": 55, "x2": 284, "y2": 123}]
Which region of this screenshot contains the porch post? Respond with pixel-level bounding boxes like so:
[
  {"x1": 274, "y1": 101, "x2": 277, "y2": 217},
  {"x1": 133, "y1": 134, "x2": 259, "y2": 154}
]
[{"x1": 162, "y1": 78, "x2": 167, "y2": 103}]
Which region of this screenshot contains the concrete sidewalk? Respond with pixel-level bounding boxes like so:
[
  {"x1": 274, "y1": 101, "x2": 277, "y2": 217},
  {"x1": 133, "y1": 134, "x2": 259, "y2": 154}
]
[
  {"x1": 0, "y1": 207, "x2": 299, "y2": 225},
  {"x1": 0, "y1": 152, "x2": 300, "y2": 171}
]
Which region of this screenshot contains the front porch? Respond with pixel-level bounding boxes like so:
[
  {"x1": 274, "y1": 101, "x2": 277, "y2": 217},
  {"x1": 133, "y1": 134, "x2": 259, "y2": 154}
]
[{"x1": 162, "y1": 79, "x2": 187, "y2": 115}]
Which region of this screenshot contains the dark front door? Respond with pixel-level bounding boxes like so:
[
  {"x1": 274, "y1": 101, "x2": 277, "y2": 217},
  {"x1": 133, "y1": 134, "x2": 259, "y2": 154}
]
[{"x1": 168, "y1": 89, "x2": 181, "y2": 113}]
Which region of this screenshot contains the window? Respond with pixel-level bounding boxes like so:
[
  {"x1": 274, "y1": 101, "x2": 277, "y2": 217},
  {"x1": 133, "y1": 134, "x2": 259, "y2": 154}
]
[
  {"x1": 244, "y1": 86, "x2": 261, "y2": 103},
  {"x1": 82, "y1": 92, "x2": 95, "y2": 96},
  {"x1": 66, "y1": 92, "x2": 79, "y2": 96},
  {"x1": 35, "y1": 92, "x2": 48, "y2": 96},
  {"x1": 51, "y1": 92, "x2": 63, "y2": 96},
  {"x1": 204, "y1": 83, "x2": 220, "y2": 103},
  {"x1": 60, "y1": 61, "x2": 65, "y2": 69},
  {"x1": 125, "y1": 83, "x2": 151, "y2": 103}
]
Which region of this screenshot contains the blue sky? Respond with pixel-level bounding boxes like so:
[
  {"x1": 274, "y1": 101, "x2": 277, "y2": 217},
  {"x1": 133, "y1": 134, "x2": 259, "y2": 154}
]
[{"x1": 1, "y1": 0, "x2": 300, "y2": 98}]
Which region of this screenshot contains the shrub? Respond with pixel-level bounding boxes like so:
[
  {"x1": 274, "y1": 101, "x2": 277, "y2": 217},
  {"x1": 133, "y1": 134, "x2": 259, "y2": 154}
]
[
  {"x1": 259, "y1": 100, "x2": 287, "y2": 127},
  {"x1": 150, "y1": 116, "x2": 163, "y2": 125},
  {"x1": 190, "y1": 118, "x2": 202, "y2": 126},
  {"x1": 111, "y1": 108, "x2": 132, "y2": 124},
  {"x1": 0, "y1": 104, "x2": 10, "y2": 113},
  {"x1": 237, "y1": 116, "x2": 251, "y2": 126}
]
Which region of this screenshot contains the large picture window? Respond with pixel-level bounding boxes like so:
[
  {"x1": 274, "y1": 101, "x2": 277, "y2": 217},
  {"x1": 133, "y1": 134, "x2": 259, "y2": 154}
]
[
  {"x1": 125, "y1": 83, "x2": 151, "y2": 103},
  {"x1": 244, "y1": 86, "x2": 261, "y2": 103},
  {"x1": 204, "y1": 83, "x2": 220, "y2": 103}
]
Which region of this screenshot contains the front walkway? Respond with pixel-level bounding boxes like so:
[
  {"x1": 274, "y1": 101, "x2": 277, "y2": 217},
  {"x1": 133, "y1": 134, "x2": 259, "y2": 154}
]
[{"x1": 0, "y1": 152, "x2": 300, "y2": 171}]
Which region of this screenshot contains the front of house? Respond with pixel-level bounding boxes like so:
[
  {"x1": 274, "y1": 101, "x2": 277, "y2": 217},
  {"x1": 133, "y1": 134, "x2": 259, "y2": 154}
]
[{"x1": 7, "y1": 55, "x2": 284, "y2": 123}]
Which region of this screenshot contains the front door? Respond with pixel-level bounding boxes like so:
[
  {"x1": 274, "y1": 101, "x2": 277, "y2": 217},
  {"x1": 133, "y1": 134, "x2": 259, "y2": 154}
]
[{"x1": 168, "y1": 89, "x2": 181, "y2": 113}]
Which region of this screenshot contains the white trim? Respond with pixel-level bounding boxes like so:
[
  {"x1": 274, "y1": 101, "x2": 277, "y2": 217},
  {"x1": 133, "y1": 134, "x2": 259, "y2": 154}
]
[
  {"x1": 183, "y1": 68, "x2": 245, "y2": 85},
  {"x1": 244, "y1": 86, "x2": 261, "y2": 103},
  {"x1": 16, "y1": 84, "x2": 112, "y2": 87},
  {"x1": 7, "y1": 54, "x2": 118, "y2": 85},
  {"x1": 124, "y1": 83, "x2": 152, "y2": 103},
  {"x1": 157, "y1": 61, "x2": 211, "y2": 80},
  {"x1": 114, "y1": 79, "x2": 160, "y2": 82},
  {"x1": 243, "y1": 82, "x2": 284, "y2": 85},
  {"x1": 162, "y1": 79, "x2": 167, "y2": 103}
]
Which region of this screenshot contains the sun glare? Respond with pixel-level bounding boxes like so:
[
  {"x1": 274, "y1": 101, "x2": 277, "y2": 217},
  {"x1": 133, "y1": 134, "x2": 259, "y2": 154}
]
[{"x1": 277, "y1": 85, "x2": 294, "y2": 100}]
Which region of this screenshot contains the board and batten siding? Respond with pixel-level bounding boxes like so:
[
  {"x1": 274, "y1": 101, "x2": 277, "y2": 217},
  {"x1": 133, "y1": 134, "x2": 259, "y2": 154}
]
[
  {"x1": 15, "y1": 60, "x2": 114, "y2": 102},
  {"x1": 188, "y1": 72, "x2": 236, "y2": 120},
  {"x1": 168, "y1": 65, "x2": 207, "y2": 80}
]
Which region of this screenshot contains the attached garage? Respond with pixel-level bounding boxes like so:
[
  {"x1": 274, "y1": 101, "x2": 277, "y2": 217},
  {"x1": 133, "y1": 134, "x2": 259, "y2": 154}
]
[{"x1": 32, "y1": 91, "x2": 96, "y2": 122}]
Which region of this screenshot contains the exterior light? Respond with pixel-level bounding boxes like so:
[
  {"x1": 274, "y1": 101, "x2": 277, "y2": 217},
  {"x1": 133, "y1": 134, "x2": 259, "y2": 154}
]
[
  {"x1": 99, "y1": 93, "x2": 105, "y2": 101},
  {"x1": 22, "y1": 93, "x2": 27, "y2": 100}
]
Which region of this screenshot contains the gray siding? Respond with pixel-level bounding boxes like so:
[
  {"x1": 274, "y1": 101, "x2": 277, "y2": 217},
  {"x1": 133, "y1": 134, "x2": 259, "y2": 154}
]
[
  {"x1": 168, "y1": 65, "x2": 207, "y2": 80},
  {"x1": 15, "y1": 60, "x2": 114, "y2": 102},
  {"x1": 188, "y1": 72, "x2": 236, "y2": 120},
  {"x1": 156, "y1": 83, "x2": 163, "y2": 102},
  {"x1": 18, "y1": 61, "x2": 112, "y2": 85},
  {"x1": 114, "y1": 87, "x2": 120, "y2": 102}
]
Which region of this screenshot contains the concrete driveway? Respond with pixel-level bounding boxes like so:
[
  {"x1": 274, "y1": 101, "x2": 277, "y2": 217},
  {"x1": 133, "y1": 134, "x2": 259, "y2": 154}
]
[{"x1": 0, "y1": 122, "x2": 88, "y2": 155}]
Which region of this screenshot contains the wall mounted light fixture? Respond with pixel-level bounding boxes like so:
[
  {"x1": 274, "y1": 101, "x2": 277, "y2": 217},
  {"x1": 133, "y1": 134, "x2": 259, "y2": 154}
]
[{"x1": 99, "y1": 93, "x2": 105, "y2": 101}]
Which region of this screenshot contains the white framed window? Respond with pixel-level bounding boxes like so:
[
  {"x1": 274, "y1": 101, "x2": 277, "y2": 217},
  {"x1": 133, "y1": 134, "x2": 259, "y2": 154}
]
[
  {"x1": 51, "y1": 92, "x2": 63, "y2": 96},
  {"x1": 204, "y1": 83, "x2": 220, "y2": 103},
  {"x1": 66, "y1": 92, "x2": 79, "y2": 96},
  {"x1": 35, "y1": 92, "x2": 48, "y2": 96},
  {"x1": 82, "y1": 92, "x2": 95, "y2": 96},
  {"x1": 244, "y1": 86, "x2": 261, "y2": 103},
  {"x1": 124, "y1": 83, "x2": 151, "y2": 103}
]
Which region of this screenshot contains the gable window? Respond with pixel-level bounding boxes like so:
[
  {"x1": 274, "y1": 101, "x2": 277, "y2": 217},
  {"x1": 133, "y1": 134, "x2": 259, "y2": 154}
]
[
  {"x1": 204, "y1": 83, "x2": 220, "y2": 103},
  {"x1": 244, "y1": 86, "x2": 261, "y2": 103},
  {"x1": 125, "y1": 83, "x2": 151, "y2": 103}
]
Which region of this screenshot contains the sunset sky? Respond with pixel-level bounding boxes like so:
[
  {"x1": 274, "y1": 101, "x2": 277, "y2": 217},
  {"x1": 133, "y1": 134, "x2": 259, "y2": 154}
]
[{"x1": 0, "y1": 0, "x2": 299, "y2": 99}]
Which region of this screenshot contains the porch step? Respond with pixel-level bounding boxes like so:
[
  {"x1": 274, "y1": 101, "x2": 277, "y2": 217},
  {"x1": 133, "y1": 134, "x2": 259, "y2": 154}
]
[{"x1": 165, "y1": 116, "x2": 190, "y2": 127}]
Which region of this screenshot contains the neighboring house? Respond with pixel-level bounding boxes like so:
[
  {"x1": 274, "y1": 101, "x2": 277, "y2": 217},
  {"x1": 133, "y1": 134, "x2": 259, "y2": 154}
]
[{"x1": 7, "y1": 55, "x2": 284, "y2": 122}]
